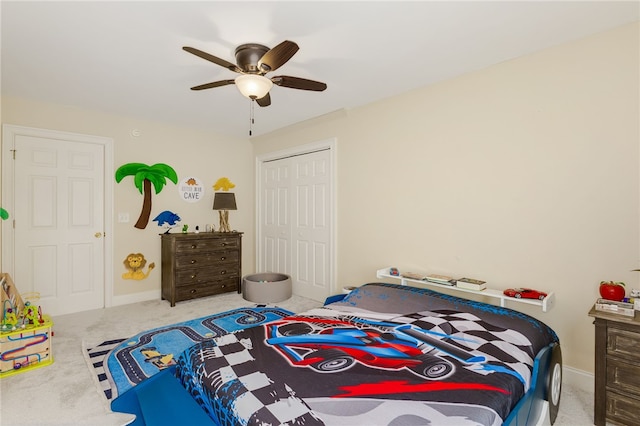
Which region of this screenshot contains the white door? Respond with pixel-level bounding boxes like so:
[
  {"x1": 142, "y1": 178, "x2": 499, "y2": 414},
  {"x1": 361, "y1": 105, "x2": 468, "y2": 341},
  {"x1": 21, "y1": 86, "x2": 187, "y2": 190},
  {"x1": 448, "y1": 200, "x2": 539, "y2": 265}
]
[
  {"x1": 258, "y1": 141, "x2": 335, "y2": 302},
  {"x1": 2, "y1": 125, "x2": 111, "y2": 316},
  {"x1": 261, "y1": 160, "x2": 291, "y2": 274}
]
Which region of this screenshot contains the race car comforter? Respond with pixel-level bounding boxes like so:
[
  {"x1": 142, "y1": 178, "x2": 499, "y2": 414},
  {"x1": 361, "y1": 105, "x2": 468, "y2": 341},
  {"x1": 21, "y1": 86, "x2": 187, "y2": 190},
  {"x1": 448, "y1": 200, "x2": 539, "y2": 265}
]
[{"x1": 174, "y1": 283, "x2": 558, "y2": 425}]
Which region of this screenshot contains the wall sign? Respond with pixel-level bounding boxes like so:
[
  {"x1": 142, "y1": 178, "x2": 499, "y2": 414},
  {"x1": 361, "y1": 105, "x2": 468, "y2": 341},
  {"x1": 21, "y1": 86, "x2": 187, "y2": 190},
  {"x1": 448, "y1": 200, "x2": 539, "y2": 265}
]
[{"x1": 179, "y1": 176, "x2": 204, "y2": 203}]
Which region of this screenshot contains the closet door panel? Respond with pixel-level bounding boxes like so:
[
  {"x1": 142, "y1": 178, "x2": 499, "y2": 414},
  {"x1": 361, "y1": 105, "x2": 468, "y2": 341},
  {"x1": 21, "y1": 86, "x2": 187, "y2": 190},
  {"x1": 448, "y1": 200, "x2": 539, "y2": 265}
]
[{"x1": 258, "y1": 145, "x2": 333, "y2": 302}]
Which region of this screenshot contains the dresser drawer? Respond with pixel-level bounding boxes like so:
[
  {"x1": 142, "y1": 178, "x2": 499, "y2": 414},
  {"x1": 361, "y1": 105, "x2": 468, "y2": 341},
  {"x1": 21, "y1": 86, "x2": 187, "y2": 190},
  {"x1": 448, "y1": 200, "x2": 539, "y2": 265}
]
[
  {"x1": 606, "y1": 358, "x2": 640, "y2": 398},
  {"x1": 174, "y1": 250, "x2": 239, "y2": 269},
  {"x1": 608, "y1": 327, "x2": 640, "y2": 362},
  {"x1": 175, "y1": 237, "x2": 239, "y2": 253},
  {"x1": 175, "y1": 279, "x2": 238, "y2": 302},
  {"x1": 175, "y1": 266, "x2": 239, "y2": 287},
  {"x1": 606, "y1": 390, "x2": 640, "y2": 425}
]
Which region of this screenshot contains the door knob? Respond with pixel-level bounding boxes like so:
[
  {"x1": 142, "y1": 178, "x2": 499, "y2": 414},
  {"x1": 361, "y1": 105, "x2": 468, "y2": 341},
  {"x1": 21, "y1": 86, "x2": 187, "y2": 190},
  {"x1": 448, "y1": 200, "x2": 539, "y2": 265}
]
[{"x1": 94, "y1": 232, "x2": 102, "y2": 238}]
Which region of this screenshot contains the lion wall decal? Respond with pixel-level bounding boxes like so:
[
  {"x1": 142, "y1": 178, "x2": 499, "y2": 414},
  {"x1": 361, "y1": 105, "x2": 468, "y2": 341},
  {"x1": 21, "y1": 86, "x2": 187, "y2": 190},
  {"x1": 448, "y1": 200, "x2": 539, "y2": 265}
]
[{"x1": 122, "y1": 253, "x2": 155, "y2": 280}]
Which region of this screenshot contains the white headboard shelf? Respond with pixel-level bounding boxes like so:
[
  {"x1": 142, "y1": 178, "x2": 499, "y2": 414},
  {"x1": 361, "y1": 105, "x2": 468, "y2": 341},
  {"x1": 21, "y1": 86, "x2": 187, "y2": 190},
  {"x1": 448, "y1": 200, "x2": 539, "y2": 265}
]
[{"x1": 376, "y1": 267, "x2": 555, "y2": 312}]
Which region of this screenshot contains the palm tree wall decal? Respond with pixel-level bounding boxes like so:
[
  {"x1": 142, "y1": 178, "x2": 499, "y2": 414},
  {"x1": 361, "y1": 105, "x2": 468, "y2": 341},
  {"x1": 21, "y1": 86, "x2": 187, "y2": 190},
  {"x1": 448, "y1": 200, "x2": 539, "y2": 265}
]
[{"x1": 115, "y1": 163, "x2": 178, "y2": 229}]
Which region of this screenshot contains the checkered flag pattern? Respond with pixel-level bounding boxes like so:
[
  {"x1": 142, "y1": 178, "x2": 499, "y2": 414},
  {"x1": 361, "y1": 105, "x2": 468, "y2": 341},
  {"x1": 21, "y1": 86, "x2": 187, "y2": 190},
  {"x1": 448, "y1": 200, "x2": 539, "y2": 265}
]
[
  {"x1": 177, "y1": 333, "x2": 323, "y2": 426},
  {"x1": 393, "y1": 310, "x2": 535, "y2": 389},
  {"x1": 84, "y1": 338, "x2": 127, "y2": 399}
]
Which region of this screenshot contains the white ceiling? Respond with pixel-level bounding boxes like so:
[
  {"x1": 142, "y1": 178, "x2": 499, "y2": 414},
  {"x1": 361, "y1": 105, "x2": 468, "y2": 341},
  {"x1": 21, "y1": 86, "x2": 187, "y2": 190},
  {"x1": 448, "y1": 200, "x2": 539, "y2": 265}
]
[{"x1": 2, "y1": 1, "x2": 638, "y2": 138}]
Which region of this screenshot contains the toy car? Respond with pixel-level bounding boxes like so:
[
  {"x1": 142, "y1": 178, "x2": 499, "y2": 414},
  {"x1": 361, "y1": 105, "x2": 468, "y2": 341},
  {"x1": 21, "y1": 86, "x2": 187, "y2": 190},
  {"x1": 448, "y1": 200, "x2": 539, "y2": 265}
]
[{"x1": 503, "y1": 288, "x2": 547, "y2": 300}]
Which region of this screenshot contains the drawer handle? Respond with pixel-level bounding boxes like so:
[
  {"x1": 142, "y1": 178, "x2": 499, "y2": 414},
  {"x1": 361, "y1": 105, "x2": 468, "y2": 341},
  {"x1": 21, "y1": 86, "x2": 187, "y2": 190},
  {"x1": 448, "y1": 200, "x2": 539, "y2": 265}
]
[
  {"x1": 220, "y1": 256, "x2": 226, "y2": 261},
  {"x1": 190, "y1": 289, "x2": 196, "y2": 294},
  {"x1": 190, "y1": 259, "x2": 197, "y2": 264},
  {"x1": 191, "y1": 274, "x2": 197, "y2": 279},
  {"x1": 191, "y1": 244, "x2": 197, "y2": 249},
  {"x1": 221, "y1": 284, "x2": 226, "y2": 288},
  {"x1": 220, "y1": 270, "x2": 226, "y2": 275}
]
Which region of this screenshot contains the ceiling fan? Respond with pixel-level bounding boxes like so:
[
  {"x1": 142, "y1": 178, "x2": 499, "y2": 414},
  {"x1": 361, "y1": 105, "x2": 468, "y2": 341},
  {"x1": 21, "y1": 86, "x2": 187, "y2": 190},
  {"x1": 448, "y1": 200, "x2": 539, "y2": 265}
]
[{"x1": 183, "y1": 40, "x2": 327, "y2": 107}]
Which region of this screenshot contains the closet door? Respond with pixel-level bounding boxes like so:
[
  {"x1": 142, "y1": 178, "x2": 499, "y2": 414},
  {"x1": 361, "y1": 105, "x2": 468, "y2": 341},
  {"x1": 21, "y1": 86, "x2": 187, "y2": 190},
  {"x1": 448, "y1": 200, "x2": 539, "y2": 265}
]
[
  {"x1": 261, "y1": 159, "x2": 291, "y2": 275},
  {"x1": 290, "y1": 150, "x2": 331, "y2": 301},
  {"x1": 258, "y1": 145, "x2": 333, "y2": 302}
]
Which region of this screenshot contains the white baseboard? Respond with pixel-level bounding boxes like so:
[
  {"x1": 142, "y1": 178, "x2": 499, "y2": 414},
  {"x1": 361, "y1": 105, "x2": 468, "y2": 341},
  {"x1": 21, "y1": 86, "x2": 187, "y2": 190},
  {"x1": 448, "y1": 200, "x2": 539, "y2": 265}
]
[
  {"x1": 563, "y1": 365, "x2": 593, "y2": 393},
  {"x1": 109, "y1": 289, "x2": 161, "y2": 307}
]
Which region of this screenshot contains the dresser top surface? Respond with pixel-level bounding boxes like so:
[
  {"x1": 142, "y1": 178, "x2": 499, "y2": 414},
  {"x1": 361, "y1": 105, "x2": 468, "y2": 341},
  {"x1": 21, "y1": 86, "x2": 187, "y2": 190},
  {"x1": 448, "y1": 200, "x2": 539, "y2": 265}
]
[{"x1": 160, "y1": 232, "x2": 243, "y2": 239}]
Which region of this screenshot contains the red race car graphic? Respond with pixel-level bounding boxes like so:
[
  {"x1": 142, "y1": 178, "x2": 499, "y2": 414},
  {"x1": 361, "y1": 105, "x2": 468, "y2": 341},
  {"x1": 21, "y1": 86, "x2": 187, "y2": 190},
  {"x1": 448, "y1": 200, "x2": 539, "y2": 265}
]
[{"x1": 264, "y1": 317, "x2": 486, "y2": 380}]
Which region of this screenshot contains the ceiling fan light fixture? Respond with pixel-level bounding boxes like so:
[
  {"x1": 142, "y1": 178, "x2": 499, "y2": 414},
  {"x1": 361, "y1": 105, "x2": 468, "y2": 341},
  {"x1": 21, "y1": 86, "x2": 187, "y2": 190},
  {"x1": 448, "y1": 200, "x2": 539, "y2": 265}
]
[{"x1": 235, "y1": 74, "x2": 273, "y2": 100}]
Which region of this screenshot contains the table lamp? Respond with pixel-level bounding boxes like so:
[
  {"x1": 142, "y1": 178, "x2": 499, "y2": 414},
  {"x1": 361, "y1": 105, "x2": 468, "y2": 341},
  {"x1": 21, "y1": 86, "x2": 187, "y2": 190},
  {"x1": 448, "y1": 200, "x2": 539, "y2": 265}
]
[{"x1": 213, "y1": 192, "x2": 237, "y2": 232}]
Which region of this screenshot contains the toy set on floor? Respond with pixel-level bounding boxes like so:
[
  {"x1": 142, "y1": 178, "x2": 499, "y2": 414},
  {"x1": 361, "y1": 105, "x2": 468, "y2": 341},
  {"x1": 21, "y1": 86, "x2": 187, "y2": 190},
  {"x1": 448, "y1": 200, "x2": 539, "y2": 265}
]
[{"x1": 0, "y1": 273, "x2": 53, "y2": 378}]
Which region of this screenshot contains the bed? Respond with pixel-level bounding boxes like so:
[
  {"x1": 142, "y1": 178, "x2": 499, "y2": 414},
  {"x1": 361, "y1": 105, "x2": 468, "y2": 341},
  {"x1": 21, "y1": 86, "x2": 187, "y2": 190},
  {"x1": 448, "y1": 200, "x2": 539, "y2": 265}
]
[{"x1": 111, "y1": 282, "x2": 562, "y2": 425}]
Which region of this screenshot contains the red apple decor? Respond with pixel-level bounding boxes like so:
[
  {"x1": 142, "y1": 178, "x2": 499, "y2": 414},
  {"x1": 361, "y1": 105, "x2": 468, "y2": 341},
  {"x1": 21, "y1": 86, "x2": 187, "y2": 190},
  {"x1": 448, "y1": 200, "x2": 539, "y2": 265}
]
[{"x1": 599, "y1": 281, "x2": 626, "y2": 301}]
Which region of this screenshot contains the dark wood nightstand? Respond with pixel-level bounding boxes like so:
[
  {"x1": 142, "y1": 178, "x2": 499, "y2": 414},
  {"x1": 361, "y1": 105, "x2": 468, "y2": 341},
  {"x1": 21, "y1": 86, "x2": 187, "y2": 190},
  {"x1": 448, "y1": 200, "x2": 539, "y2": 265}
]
[
  {"x1": 161, "y1": 232, "x2": 242, "y2": 306},
  {"x1": 588, "y1": 306, "x2": 640, "y2": 425}
]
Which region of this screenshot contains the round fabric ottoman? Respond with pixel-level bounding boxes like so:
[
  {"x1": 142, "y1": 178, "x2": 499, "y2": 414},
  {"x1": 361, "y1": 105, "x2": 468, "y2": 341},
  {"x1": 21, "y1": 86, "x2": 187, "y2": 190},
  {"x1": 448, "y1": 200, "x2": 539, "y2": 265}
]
[{"x1": 242, "y1": 273, "x2": 292, "y2": 303}]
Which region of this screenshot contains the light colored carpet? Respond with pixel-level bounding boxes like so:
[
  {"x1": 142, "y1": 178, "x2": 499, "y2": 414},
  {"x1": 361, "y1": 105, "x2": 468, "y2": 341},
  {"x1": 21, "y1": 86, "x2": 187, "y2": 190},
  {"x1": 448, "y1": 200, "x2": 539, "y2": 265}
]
[{"x1": 0, "y1": 292, "x2": 594, "y2": 425}]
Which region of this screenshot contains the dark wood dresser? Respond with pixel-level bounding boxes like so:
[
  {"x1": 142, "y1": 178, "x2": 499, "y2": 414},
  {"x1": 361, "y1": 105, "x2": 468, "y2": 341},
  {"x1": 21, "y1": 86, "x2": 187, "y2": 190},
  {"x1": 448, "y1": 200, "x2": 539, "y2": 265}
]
[
  {"x1": 161, "y1": 232, "x2": 242, "y2": 306},
  {"x1": 588, "y1": 306, "x2": 640, "y2": 425}
]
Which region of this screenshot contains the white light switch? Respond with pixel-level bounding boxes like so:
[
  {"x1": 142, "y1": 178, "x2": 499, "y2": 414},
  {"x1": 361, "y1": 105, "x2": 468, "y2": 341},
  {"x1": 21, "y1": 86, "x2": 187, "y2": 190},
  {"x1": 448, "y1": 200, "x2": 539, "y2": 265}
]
[{"x1": 118, "y1": 212, "x2": 130, "y2": 223}]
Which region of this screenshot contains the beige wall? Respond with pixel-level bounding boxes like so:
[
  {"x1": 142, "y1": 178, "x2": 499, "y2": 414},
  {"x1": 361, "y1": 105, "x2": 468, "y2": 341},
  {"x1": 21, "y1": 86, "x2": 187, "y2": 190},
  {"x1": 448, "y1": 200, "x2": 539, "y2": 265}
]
[
  {"x1": 1, "y1": 22, "x2": 637, "y2": 373},
  {"x1": 0, "y1": 97, "x2": 256, "y2": 299},
  {"x1": 252, "y1": 22, "x2": 640, "y2": 373}
]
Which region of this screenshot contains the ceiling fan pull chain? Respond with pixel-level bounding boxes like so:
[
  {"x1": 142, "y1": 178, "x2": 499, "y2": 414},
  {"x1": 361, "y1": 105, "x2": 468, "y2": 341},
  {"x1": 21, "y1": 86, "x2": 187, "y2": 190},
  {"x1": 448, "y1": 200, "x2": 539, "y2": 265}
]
[{"x1": 249, "y1": 99, "x2": 255, "y2": 136}]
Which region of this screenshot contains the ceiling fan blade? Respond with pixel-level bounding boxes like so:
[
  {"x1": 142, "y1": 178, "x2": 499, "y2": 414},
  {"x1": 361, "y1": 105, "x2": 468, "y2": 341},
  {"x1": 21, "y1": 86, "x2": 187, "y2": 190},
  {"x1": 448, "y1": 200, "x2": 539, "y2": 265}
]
[
  {"x1": 183, "y1": 46, "x2": 241, "y2": 73},
  {"x1": 190, "y1": 79, "x2": 235, "y2": 91},
  {"x1": 272, "y1": 76, "x2": 327, "y2": 91},
  {"x1": 258, "y1": 40, "x2": 299, "y2": 73},
  {"x1": 256, "y1": 93, "x2": 271, "y2": 107}
]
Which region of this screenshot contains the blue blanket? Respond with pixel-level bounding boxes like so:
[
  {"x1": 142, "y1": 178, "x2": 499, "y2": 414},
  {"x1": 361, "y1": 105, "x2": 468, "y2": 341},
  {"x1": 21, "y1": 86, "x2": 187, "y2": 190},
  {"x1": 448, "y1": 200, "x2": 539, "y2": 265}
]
[{"x1": 85, "y1": 306, "x2": 293, "y2": 400}]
